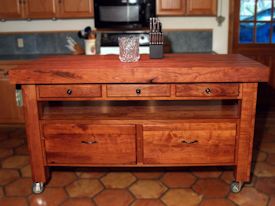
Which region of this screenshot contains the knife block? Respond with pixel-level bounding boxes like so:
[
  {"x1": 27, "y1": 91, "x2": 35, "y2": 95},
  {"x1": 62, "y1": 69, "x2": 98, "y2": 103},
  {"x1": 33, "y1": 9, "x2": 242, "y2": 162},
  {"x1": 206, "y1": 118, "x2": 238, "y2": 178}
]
[{"x1": 149, "y1": 45, "x2": 163, "y2": 59}]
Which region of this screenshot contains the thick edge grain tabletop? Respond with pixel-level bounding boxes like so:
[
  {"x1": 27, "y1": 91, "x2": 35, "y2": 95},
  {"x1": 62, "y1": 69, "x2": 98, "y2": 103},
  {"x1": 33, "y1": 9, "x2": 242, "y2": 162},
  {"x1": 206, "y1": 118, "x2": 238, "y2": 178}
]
[{"x1": 9, "y1": 54, "x2": 270, "y2": 84}]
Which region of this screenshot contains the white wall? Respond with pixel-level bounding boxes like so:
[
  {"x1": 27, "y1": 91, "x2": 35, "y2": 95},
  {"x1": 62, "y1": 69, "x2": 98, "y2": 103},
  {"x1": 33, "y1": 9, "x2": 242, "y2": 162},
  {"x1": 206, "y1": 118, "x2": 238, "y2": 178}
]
[{"x1": 0, "y1": 0, "x2": 229, "y2": 54}]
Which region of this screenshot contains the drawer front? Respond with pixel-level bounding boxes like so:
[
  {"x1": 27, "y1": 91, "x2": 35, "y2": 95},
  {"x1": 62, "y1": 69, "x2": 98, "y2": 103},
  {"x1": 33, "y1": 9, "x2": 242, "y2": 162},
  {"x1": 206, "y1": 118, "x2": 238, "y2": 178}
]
[
  {"x1": 107, "y1": 84, "x2": 171, "y2": 97},
  {"x1": 176, "y1": 84, "x2": 239, "y2": 97},
  {"x1": 43, "y1": 124, "x2": 136, "y2": 165},
  {"x1": 38, "y1": 85, "x2": 102, "y2": 98},
  {"x1": 143, "y1": 123, "x2": 236, "y2": 164}
]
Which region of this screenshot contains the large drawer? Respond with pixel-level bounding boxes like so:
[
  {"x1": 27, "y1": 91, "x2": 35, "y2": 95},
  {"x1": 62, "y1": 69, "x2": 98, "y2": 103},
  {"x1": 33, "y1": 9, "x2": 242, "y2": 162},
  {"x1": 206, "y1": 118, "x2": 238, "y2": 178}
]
[
  {"x1": 143, "y1": 123, "x2": 237, "y2": 164},
  {"x1": 107, "y1": 84, "x2": 171, "y2": 97},
  {"x1": 175, "y1": 84, "x2": 239, "y2": 97},
  {"x1": 38, "y1": 85, "x2": 102, "y2": 98},
  {"x1": 43, "y1": 124, "x2": 136, "y2": 165}
]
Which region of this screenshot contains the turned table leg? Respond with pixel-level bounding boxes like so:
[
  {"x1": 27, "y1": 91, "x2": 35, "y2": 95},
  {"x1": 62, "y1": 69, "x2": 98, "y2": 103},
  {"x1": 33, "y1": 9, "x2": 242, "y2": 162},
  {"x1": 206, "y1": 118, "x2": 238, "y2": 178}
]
[
  {"x1": 233, "y1": 83, "x2": 258, "y2": 192},
  {"x1": 22, "y1": 85, "x2": 48, "y2": 194}
]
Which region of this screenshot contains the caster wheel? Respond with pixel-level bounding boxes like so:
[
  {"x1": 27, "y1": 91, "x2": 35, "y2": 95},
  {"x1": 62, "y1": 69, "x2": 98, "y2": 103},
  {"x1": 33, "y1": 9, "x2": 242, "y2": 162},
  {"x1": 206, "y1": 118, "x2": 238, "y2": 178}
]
[
  {"x1": 32, "y1": 182, "x2": 44, "y2": 194},
  {"x1": 231, "y1": 181, "x2": 243, "y2": 193}
]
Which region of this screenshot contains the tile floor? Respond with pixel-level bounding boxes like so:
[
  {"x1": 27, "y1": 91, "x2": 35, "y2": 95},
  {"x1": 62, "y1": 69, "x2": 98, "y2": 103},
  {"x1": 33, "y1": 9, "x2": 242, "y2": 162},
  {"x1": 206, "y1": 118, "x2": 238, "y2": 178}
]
[{"x1": 0, "y1": 109, "x2": 275, "y2": 206}]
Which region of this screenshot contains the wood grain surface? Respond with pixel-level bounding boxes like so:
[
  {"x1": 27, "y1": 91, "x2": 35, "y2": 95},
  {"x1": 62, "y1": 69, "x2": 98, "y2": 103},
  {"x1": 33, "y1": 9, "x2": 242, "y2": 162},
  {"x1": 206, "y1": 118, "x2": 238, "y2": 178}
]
[
  {"x1": 9, "y1": 54, "x2": 270, "y2": 84},
  {"x1": 143, "y1": 122, "x2": 237, "y2": 164},
  {"x1": 43, "y1": 124, "x2": 136, "y2": 165}
]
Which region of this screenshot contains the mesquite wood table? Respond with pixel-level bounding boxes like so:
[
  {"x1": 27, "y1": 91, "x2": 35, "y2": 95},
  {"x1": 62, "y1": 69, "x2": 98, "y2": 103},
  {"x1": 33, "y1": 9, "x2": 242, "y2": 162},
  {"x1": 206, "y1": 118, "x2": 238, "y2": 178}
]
[{"x1": 9, "y1": 54, "x2": 270, "y2": 194}]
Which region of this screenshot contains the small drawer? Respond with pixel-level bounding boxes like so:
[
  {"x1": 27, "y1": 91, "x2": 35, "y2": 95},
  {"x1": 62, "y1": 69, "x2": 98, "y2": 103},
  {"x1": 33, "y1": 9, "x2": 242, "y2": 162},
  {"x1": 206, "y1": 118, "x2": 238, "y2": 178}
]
[
  {"x1": 107, "y1": 84, "x2": 171, "y2": 97},
  {"x1": 38, "y1": 85, "x2": 102, "y2": 98},
  {"x1": 43, "y1": 124, "x2": 136, "y2": 165},
  {"x1": 176, "y1": 84, "x2": 239, "y2": 97},
  {"x1": 143, "y1": 123, "x2": 237, "y2": 164}
]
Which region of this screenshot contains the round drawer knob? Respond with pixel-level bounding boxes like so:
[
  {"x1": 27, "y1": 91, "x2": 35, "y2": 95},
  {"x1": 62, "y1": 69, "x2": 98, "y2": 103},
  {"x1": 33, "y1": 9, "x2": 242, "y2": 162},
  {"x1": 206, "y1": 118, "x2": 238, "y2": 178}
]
[
  {"x1": 67, "y1": 89, "x2": 73, "y2": 95},
  {"x1": 205, "y1": 88, "x2": 212, "y2": 94},
  {"x1": 136, "y1": 88, "x2": 141, "y2": 95}
]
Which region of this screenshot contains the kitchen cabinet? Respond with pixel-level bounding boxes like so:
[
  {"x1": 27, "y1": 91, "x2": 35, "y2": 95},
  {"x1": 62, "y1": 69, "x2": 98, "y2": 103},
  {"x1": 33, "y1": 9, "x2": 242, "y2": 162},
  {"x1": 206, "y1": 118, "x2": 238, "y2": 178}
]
[
  {"x1": 56, "y1": 0, "x2": 94, "y2": 18},
  {"x1": 0, "y1": 0, "x2": 93, "y2": 20},
  {"x1": 157, "y1": 0, "x2": 217, "y2": 16},
  {"x1": 156, "y1": 0, "x2": 185, "y2": 16},
  {"x1": 25, "y1": 0, "x2": 56, "y2": 19},
  {"x1": 0, "y1": 0, "x2": 24, "y2": 20},
  {"x1": 0, "y1": 61, "x2": 25, "y2": 124},
  {"x1": 9, "y1": 54, "x2": 269, "y2": 194},
  {"x1": 186, "y1": 0, "x2": 217, "y2": 16}
]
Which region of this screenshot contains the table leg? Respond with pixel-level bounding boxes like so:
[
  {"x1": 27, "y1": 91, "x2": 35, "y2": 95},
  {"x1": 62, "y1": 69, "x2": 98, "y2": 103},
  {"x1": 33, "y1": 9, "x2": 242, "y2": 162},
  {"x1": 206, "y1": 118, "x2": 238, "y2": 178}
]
[
  {"x1": 22, "y1": 85, "x2": 48, "y2": 193},
  {"x1": 234, "y1": 83, "x2": 258, "y2": 189}
]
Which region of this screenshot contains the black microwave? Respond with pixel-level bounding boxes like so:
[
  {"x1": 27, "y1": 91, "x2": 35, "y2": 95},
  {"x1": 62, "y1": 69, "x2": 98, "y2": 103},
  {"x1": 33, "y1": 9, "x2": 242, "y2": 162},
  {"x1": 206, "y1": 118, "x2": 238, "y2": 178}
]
[{"x1": 94, "y1": 0, "x2": 156, "y2": 30}]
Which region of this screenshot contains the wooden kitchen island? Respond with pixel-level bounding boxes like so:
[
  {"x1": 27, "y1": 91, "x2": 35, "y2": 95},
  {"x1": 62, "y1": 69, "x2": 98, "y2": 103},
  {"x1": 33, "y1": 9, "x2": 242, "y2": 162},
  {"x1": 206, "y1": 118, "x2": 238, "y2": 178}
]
[{"x1": 9, "y1": 54, "x2": 270, "y2": 194}]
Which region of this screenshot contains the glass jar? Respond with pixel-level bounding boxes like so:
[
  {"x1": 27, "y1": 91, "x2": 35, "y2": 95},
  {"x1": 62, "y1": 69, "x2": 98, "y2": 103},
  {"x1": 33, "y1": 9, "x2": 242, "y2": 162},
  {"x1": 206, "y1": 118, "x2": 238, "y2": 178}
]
[{"x1": 118, "y1": 36, "x2": 140, "y2": 62}]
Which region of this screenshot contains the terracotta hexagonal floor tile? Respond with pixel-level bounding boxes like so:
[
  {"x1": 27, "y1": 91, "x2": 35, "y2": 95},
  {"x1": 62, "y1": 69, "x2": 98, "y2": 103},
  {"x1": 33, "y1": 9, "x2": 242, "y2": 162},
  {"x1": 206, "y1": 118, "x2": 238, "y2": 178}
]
[
  {"x1": 229, "y1": 187, "x2": 268, "y2": 206},
  {"x1": 94, "y1": 189, "x2": 134, "y2": 206},
  {"x1": 255, "y1": 177, "x2": 275, "y2": 196},
  {"x1": 254, "y1": 162, "x2": 275, "y2": 177},
  {"x1": 267, "y1": 154, "x2": 275, "y2": 165},
  {"x1": 1, "y1": 155, "x2": 29, "y2": 169},
  {"x1": 0, "y1": 148, "x2": 13, "y2": 159},
  {"x1": 220, "y1": 171, "x2": 234, "y2": 184},
  {"x1": 101, "y1": 172, "x2": 136, "y2": 189},
  {"x1": 47, "y1": 171, "x2": 77, "y2": 187},
  {"x1": 66, "y1": 179, "x2": 103, "y2": 198},
  {"x1": 61, "y1": 198, "x2": 95, "y2": 206},
  {"x1": 20, "y1": 164, "x2": 32, "y2": 177},
  {"x1": 260, "y1": 143, "x2": 275, "y2": 154},
  {"x1": 129, "y1": 180, "x2": 167, "y2": 199},
  {"x1": 0, "y1": 197, "x2": 28, "y2": 206},
  {"x1": 0, "y1": 169, "x2": 20, "y2": 185},
  {"x1": 131, "y1": 199, "x2": 165, "y2": 206},
  {"x1": 192, "y1": 167, "x2": 222, "y2": 178},
  {"x1": 253, "y1": 151, "x2": 268, "y2": 162},
  {"x1": 200, "y1": 199, "x2": 235, "y2": 206},
  {"x1": 269, "y1": 197, "x2": 275, "y2": 206},
  {"x1": 5, "y1": 178, "x2": 32, "y2": 196},
  {"x1": 161, "y1": 172, "x2": 196, "y2": 188},
  {"x1": 193, "y1": 179, "x2": 230, "y2": 198},
  {"x1": 0, "y1": 137, "x2": 25, "y2": 149},
  {"x1": 162, "y1": 189, "x2": 202, "y2": 206},
  {"x1": 133, "y1": 172, "x2": 164, "y2": 179},
  {"x1": 75, "y1": 168, "x2": 106, "y2": 179},
  {"x1": 0, "y1": 186, "x2": 4, "y2": 197},
  {"x1": 14, "y1": 144, "x2": 29, "y2": 155},
  {"x1": 29, "y1": 188, "x2": 67, "y2": 206}
]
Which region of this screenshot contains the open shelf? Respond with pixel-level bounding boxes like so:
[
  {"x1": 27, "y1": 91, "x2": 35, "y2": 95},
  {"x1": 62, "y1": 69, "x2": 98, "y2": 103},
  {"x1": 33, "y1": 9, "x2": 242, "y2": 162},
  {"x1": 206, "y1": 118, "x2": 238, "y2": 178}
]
[{"x1": 39, "y1": 100, "x2": 240, "y2": 121}]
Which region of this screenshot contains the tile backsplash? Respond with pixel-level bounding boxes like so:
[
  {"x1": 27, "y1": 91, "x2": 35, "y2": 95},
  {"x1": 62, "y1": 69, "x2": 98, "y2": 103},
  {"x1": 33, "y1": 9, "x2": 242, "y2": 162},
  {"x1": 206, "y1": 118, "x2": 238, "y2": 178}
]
[
  {"x1": 0, "y1": 32, "x2": 84, "y2": 55},
  {"x1": 0, "y1": 30, "x2": 212, "y2": 55}
]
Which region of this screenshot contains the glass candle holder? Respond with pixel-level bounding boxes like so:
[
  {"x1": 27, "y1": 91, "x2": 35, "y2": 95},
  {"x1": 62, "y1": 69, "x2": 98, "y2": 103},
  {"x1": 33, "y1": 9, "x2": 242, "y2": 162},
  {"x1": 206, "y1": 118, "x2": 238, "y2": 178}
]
[{"x1": 118, "y1": 36, "x2": 140, "y2": 62}]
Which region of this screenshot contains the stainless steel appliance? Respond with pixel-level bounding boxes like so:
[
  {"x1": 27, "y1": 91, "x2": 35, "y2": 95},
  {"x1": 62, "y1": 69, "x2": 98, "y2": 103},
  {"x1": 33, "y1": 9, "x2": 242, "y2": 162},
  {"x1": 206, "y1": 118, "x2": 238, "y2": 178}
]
[
  {"x1": 94, "y1": 0, "x2": 156, "y2": 30},
  {"x1": 100, "y1": 32, "x2": 150, "y2": 55}
]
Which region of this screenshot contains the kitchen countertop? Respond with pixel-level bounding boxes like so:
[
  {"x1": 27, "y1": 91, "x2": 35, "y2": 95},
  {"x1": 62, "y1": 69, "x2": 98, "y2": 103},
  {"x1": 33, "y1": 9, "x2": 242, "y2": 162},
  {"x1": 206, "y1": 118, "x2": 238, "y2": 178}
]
[{"x1": 9, "y1": 54, "x2": 269, "y2": 84}]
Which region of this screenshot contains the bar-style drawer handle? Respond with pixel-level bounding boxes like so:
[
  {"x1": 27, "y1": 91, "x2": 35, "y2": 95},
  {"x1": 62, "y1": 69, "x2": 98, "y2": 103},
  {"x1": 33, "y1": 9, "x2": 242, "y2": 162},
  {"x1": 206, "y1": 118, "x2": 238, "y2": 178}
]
[
  {"x1": 181, "y1": 140, "x2": 199, "y2": 144},
  {"x1": 67, "y1": 89, "x2": 73, "y2": 95},
  {"x1": 81, "y1": 140, "x2": 98, "y2": 145},
  {"x1": 136, "y1": 88, "x2": 142, "y2": 95},
  {"x1": 205, "y1": 88, "x2": 212, "y2": 94}
]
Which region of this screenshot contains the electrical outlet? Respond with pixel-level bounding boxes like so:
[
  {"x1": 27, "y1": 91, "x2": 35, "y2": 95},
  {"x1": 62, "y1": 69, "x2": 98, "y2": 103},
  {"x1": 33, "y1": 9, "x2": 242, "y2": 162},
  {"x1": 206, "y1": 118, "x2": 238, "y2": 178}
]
[{"x1": 17, "y1": 38, "x2": 24, "y2": 48}]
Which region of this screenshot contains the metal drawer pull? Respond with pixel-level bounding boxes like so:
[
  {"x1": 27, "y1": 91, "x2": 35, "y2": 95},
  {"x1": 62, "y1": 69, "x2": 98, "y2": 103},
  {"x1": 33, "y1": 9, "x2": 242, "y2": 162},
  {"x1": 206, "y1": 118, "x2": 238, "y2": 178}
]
[
  {"x1": 81, "y1": 140, "x2": 98, "y2": 145},
  {"x1": 181, "y1": 140, "x2": 199, "y2": 144},
  {"x1": 205, "y1": 88, "x2": 212, "y2": 94},
  {"x1": 136, "y1": 88, "x2": 141, "y2": 95},
  {"x1": 67, "y1": 89, "x2": 73, "y2": 95}
]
